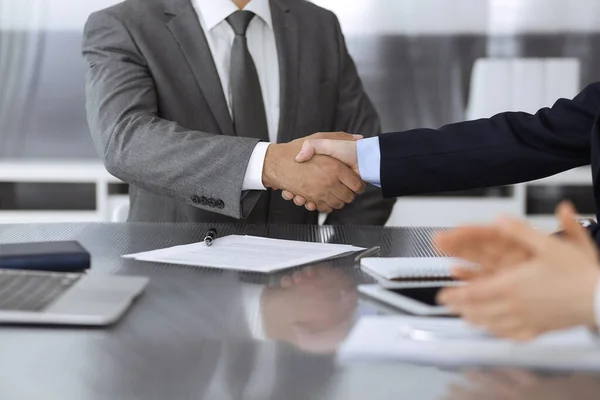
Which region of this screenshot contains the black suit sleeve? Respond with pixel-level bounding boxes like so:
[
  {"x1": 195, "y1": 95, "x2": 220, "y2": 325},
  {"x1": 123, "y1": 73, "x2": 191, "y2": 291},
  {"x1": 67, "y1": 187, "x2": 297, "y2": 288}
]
[{"x1": 378, "y1": 82, "x2": 600, "y2": 198}]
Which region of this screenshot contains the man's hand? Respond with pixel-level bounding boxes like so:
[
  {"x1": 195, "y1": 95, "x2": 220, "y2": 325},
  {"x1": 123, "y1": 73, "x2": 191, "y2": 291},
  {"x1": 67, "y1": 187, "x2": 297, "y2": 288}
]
[
  {"x1": 435, "y1": 225, "x2": 534, "y2": 281},
  {"x1": 263, "y1": 132, "x2": 364, "y2": 213},
  {"x1": 437, "y1": 202, "x2": 600, "y2": 341},
  {"x1": 279, "y1": 133, "x2": 360, "y2": 211},
  {"x1": 295, "y1": 137, "x2": 359, "y2": 173}
]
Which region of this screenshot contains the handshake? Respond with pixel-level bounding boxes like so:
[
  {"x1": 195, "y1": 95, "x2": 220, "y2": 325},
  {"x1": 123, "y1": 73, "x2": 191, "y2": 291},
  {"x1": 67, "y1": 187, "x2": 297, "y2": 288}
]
[{"x1": 262, "y1": 132, "x2": 364, "y2": 213}]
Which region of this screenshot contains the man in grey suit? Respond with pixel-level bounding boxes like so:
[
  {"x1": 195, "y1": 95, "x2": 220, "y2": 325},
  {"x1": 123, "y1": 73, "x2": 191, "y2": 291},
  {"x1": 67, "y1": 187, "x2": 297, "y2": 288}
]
[{"x1": 83, "y1": 0, "x2": 394, "y2": 224}]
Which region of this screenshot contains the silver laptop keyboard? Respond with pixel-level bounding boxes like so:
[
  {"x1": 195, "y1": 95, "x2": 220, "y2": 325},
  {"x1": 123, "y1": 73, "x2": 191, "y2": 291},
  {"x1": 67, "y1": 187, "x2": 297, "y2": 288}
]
[{"x1": 0, "y1": 270, "x2": 81, "y2": 311}]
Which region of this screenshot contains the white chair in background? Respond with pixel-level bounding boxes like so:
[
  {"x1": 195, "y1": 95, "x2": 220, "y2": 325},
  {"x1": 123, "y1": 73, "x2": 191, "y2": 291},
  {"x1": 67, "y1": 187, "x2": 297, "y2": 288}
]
[
  {"x1": 386, "y1": 58, "x2": 585, "y2": 229},
  {"x1": 109, "y1": 195, "x2": 130, "y2": 223},
  {"x1": 466, "y1": 58, "x2": 580, "y2": 119}
]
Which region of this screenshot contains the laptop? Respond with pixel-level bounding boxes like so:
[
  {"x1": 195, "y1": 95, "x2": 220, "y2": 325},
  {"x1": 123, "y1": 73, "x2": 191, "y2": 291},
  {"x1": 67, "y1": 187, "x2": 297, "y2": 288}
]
[{"x1": 0, "y1": 269, "x2": 148, "y2": 325}]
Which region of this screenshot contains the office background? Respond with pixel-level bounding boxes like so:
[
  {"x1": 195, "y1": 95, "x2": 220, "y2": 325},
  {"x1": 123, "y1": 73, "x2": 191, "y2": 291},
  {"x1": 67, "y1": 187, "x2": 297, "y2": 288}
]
[{"x1": 0, "y1": 0, "x2": 599, "y2": 227}]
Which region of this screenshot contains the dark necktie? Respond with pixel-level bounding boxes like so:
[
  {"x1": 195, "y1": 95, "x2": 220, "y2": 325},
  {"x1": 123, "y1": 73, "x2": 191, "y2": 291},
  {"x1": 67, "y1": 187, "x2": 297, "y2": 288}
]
[{"x1": 226, "y1": 10, "x2": 270, "y2": 142}]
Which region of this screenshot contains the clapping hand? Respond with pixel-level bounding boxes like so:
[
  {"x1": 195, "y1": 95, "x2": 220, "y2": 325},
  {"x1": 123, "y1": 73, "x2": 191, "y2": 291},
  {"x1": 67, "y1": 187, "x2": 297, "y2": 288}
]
[{"x1": 436, "y1": 202, "x2": 600, "y2": 340}]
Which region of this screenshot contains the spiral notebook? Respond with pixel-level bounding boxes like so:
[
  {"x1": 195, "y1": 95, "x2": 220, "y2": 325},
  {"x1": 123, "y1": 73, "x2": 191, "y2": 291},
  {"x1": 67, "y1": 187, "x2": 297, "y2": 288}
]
[{"x1": 360, "y1": 257, "x2": 467, "y2": 282}]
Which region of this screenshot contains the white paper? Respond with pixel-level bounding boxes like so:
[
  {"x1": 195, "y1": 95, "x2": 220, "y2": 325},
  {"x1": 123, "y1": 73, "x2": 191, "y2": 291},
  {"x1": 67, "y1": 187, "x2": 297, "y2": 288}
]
[
  {"x1": 338, "y1": 316, "x2": 600, "y2": 370},
  {"x1": 360, "y1": 257, "x2": 467, "y2": 280},
  {"x1": 123, "y1": 235, "x2": 365, "y2": 273}
]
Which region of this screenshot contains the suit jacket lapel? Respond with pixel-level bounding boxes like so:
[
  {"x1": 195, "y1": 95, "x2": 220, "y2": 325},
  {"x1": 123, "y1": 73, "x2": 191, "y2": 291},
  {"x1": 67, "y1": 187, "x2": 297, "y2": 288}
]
[
  {"x1": 271, "y1": 0, "x2": 299, "y2": 144},
  {"x1": 164, "y1": 0, "x2": 235, "y2": 137}
]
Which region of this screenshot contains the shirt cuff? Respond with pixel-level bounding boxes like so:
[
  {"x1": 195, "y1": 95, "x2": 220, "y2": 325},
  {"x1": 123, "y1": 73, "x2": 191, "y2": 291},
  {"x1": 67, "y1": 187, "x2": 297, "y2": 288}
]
[
  {"x1": 242, "y1": 142, "x2": 271, "y2": 191},
  {"x1": 356, "y1": 137, "x2": 382, "y2": 187}
]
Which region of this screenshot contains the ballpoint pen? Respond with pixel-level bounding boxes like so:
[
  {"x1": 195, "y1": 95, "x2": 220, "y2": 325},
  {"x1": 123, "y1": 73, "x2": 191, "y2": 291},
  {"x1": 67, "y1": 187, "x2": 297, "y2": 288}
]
[
  {"x1": 204, "y1": 228, "x2": 217, "y2": 246},
  {"x1": 354, "y1": 246, "x2": 381, "y2": 264}
]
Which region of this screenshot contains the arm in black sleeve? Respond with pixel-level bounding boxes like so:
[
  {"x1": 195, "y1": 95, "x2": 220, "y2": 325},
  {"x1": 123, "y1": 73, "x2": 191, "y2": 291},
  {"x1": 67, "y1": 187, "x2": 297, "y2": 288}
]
[{"x1": 378, "y1": 82, "x2": 600, "y2": 198}]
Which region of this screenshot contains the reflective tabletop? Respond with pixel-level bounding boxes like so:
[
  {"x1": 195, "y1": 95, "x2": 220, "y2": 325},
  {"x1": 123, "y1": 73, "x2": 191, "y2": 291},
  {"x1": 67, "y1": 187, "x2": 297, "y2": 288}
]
[{"x1": 0, "y1": 223, "x2": 598, "y2": 400}]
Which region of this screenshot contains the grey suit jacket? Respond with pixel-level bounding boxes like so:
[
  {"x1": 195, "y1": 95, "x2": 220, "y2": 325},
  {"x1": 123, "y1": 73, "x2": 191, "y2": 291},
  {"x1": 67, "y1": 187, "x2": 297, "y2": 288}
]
[{"x1": 83, "y1": 0, "x2": 395, "y2": 225}]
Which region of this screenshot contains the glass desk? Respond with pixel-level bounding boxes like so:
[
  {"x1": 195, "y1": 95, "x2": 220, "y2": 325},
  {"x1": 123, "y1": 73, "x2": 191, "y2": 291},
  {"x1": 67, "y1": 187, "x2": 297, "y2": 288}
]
[{"x1": 0, "y1": 223, "x2": 597, "y2": 400}]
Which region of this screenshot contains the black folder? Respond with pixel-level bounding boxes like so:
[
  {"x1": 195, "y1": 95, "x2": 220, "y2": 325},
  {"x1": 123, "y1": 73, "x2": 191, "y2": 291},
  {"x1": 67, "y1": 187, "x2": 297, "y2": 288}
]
[{"x1": 0, "y1": 241, "x2": 90, "y2": 272}]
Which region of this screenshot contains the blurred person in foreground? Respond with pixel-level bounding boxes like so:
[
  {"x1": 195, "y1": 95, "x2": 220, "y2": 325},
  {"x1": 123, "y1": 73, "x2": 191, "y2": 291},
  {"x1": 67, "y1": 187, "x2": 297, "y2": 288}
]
[{"x1": 434, "y1": 201, "x2": 600, "y2": 341}]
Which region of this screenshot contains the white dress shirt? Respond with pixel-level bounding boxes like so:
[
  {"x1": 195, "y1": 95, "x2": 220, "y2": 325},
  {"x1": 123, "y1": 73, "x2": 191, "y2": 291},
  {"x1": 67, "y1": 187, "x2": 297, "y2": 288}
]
[
  {"x1": 356, "y1": 137, "x2": 382, "y2": 187},
  {"x1": 192, "y1": 0, "x2": 279, "y2": 191}
]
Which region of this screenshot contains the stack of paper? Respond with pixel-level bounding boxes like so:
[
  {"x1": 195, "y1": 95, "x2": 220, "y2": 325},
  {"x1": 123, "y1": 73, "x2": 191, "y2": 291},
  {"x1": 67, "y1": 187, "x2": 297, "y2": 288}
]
[
  {"x1": 338, "y1": 316, "x2": 600, "y2": 370},
  {"x1": 360, "y1": 257, "x2": 472, "y2": 282},
  {"x1": 124, "y1": 235, "x2": 364, "y2": 273}
]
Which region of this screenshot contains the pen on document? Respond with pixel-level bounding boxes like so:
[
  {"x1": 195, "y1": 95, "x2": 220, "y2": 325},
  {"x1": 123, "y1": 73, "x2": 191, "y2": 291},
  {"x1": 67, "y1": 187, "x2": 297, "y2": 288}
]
[
  {"x1": 204, "y1": 228, "x2": 217, "y2": 246},
  {"x1": 354, "y1": 246, "x2": 381, "y2": 264}
]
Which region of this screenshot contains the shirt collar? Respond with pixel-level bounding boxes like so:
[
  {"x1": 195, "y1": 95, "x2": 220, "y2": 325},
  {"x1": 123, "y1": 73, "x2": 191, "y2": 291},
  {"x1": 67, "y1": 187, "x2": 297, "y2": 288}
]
[{"x1": 193, "y1": 0, "x2": 273, "y2": 31}]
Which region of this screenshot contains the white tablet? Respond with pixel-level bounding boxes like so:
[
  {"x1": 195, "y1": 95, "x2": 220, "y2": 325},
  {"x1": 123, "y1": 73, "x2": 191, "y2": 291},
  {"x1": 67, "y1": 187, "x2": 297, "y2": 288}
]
[{"x1": 358, "y1": 284, "x2": 455, "y2": 316}]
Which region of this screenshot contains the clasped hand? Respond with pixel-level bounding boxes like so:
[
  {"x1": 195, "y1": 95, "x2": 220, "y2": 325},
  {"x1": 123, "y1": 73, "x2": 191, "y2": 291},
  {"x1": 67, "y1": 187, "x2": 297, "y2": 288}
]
[{"x1": 263, "y1": 132, "x2": 362, "y2": 213}]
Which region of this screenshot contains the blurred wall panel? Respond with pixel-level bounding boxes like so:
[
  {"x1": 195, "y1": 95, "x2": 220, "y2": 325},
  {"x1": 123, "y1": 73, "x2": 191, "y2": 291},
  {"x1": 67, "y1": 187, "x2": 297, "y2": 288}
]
[
  {"x1": 0, "y1": 0, "x2": 122, "y2": 159},
  {"x1": 315, "y1": 0, "x2": 600, "y2": 132},
  {"x1": 1, "y1": 0, "x2": 600, "y2": 158}
]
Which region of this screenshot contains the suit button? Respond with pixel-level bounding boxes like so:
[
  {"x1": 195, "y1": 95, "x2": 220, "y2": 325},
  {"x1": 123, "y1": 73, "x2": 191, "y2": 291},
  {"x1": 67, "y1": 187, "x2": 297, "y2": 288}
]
[
  {"x1": 200, "y1": 196, "x2": 209, "y2": 206},
  {"x1": 191, "y1": 195, "x2": 201, "y2": 204},
  {"x1": 208, "y1": 198, "x2": 217, "y2": 208},
  {"x1": 216, "y1": 200, "x2": 225, "y2": 209}
]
